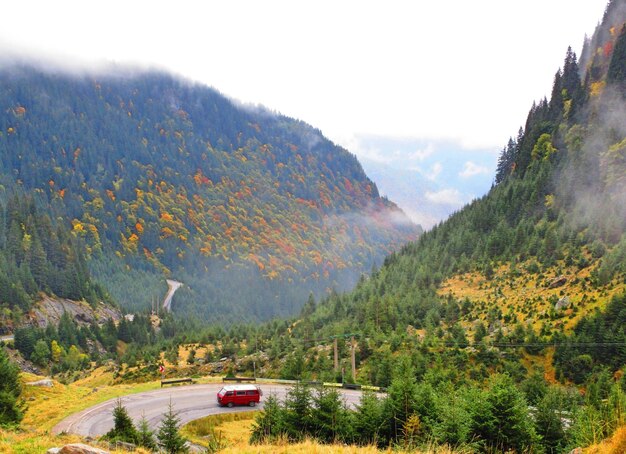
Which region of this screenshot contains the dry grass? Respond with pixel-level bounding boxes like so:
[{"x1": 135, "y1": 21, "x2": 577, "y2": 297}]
[
  {"x1": 182, "y1": 412, "x2": 469, "y2": 454},
  {"x1": 437, "y1": 257, "x2": 625, "y2": 338},
  {"x1": 218, "y1": 439, "x2": 466, "y2": 454},
  {"x1": 20, "y1": 367, "x2": 161, "y2": 432},
  {"x1": 0, "y1": 427, "x2": 151, "y2": 454},
  {"x1": 584, "y1": 425, "x2": 626, "y2": 454}
]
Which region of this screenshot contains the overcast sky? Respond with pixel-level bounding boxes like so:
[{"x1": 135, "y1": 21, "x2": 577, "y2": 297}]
[{"x1": 0, "y1": 0, "x2": 610, "y2": 226}]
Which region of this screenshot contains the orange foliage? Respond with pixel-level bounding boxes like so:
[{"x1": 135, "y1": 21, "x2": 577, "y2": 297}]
[
  {"x1": 248, "y1": 253, "x2": 265, "y2": 271},
  {"x1": 14, "y1": 106, "x2": 26, "y2": 116},
  {"x1": 310, "y1": 250, "x2": 323, "y2": 266},
  {"x1": 128, "y1": 233, "x2": 139, "y2": 243},
  {"x1": 106, "y1": 189, "x2": 115, "y2": 201},
  {"x1": 160, "y1": 212, "x2": 174, "y2": 222},
  {"x1": 58, "y1": 189, "x2": 66, "y2": 198},
  {"x1": 604, "y1": 41, "x2": 614, "y2": 57},
  {"x1": 48, "y1": 180, "x2": 55, "y2": 188},
  {"x1": 135, "y1": 222, "x2": 144, "y2": 234},
  {"x1": 160, "y1": 227, "x2": 175, "y2": 238}
]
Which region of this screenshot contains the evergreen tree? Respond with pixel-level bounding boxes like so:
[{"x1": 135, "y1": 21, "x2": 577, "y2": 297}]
[
  {"x1": 310, "y1": 386, "x2": 350, "y2": 443},
  {"x1": 608, "y1": 24, "x2": 626, "y2": 90},
  {"x1": 157, "y1": 400, "x2": 188, "y2": 453},
  {"x1": 282, "y1": 382, "x2": 313, "y2": 441},
  {"x1": 469, "y1": 374, "x2": 538, "y2": 452},
  {"x1": 535, "y1": 388, "x2": 568, "y2": 453},
  {"x1": 0, "y1": 347, "x2": 24, "y2": 427},
  {"x1": 353, "y1": 391, "x2": 384, "y2": 446},
  {"x1": 104, "y1": 398, "x2": 139, "y2": 444},
  {"x1": 250, "y1": 393, "x2": 284, "y2": 444},
  {"x1": 383, "y1": 356, "x2": 419, "y2": 442},
  {"x1": 137, "y1": 413, "x2": 157, "y2": 451}
]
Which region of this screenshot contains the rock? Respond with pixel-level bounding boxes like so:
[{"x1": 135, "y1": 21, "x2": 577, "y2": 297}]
[
  {"x1": 26, "y1": 378, "x2": 54, "y2": 387},
  {"x1": 112, "y1": 441, "x2": 136, "y2": 451},
  {"x1": 46, "y1": 448, "x2": 61, "y2": 454},
  {"x1": 186, "y1": 441, "x2": 209, "y2": 453},
  {"x1": 549, "y1": 276, "x2": 568, "y2": 289},
  {"x1": 555, "y1": 296, "x2": 571, "y2": 311},
  {"x1": 568, "y1": 448, "x2": 582, "y2": 454},
  {"x1": 57, "y1": 444, "x2": 110, "y2": 454}
]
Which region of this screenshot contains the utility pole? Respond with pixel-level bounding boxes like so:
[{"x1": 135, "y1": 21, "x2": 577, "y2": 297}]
[
  {"x1": 351, "y1": 336, "x2": 356, "y2": 382},
  {"x1": 334, "y1": 338, "x2": 339, "y2": 372}
]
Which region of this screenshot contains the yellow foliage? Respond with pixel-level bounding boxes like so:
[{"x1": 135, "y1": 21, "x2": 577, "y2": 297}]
[
  {"x1": 590, "y1": 81, "x2": 606, "y2": 97},
  {"x1": 72, "y1": 220, "x2": 85, "y2": 234}
]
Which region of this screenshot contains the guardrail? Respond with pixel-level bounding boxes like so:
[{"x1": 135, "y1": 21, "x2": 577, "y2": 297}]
[
  {"x1": 161, "y1": 377, "x2": 193, "y2": 387},
  {"x1": 222, "y1": 376, "x2": 257, "y2": 383},
  {"x1": 252, "y1": 377, "x2": 385, "y2": 392}
]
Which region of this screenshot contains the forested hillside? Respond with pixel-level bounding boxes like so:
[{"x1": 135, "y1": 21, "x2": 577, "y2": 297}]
[
  {"x1": 0, "y1": 194, "x2": 111, "y2": 330},
  {"x1": 0, "y1": 67, "x2": 419, "y2": 321},
  {"x1": 294, "y1": 0, "x2": 626, "y2": 357}
]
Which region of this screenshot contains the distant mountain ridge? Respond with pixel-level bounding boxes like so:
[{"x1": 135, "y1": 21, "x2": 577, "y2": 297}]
[{"x1": 0, "y1": 65, "x2": 420, "y2": 321}]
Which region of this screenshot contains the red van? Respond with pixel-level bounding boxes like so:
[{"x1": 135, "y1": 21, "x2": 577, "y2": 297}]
[{"x1": 217, "y1": 384, "x2": 262, "y2": 407}]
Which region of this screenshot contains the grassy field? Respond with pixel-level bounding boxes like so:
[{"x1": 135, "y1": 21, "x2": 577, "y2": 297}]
[
  {"x1": 182, "y1": 412, "x2": 468, "y2": 454},
  {"x1": 437, "y1": 256, "x2": 625, "y2": 338}
]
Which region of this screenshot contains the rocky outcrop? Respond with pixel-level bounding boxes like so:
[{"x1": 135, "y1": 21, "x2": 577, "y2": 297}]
[
  {"x1": 555, "y1": 296, "x2": 572, "y2": 311},
  {"x1": 27, "y1": 296, "x2": 121, "y2": 329},
  {"x1": 47, "y1": 444, "x2": 110, "y2": 454},
  {"x1": 548, "y1": 276, "x2": 568, "y2": 289},
  {"x1": 26, "y1": 378, "x2": 54, "y2": 387}
]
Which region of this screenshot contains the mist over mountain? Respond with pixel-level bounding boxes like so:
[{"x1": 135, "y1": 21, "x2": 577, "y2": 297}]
[
  {"x1": 0, "y1": 65, "x2": 420, "y2": 321},
  {"x1": 290, "y1": 0, "x2": 626, "y2": 386}
]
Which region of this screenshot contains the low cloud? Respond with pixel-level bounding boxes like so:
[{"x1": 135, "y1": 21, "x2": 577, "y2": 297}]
[
  {"x1": 425, "y1": 188, "x2": 465, "y2": 206},
  {"x1": 407, "y1": 143, "x2": 435, "y2": 161},
  {"x1": 428, "y1": 162, "x2": 443, "y2": 181},
  {"x1": 459, "y1": 161, "x2": 489, "y2": 178}
]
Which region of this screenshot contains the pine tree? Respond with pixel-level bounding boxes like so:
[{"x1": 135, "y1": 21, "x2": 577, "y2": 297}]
[
  {"x1": 250, "y1": 393, "x2": 284, "y2": 444},
  {"x1": 469, "y1": 374, "x2": 538, "y2": 452},
  {"x1": 353, "y1": 390, "x2": 383, "y2": 446},
  {"x1": 137, "y1": 413, "x2": 157, "y2": 451},
  {"x1": 157, "y1": 400, "x2": 187, "y2": 453},
  {"x1": 608, "y1": 24, "x2": 626, "y2": 92},
  {"x1": 384, "y1": 355, "x2": 419, "y2": 442},
  {"x1": 104, "y1": 398, "x2": 139, "y2": 444},
  {"x1": 310, "y1": 386, "x2": 350, "y2": 443},
  {"x1": 0, "y1": 346, "x2": 24, "y2": 427},
  {"x1": 282, "y1": 382, "x2": 313, "y2": 441}
]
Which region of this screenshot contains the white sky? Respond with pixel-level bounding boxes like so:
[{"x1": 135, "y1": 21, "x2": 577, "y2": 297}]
[{"x1": 1, "y1": 0, "x2": 608, "y2": 151}]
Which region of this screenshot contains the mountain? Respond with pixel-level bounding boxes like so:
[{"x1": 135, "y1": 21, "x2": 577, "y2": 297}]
[
  {"x1": 0, "y1": 65, "x2": 420, "y2": 322},
  {"x1": 287, "y1": 0, "x2": 626, "y2": 384}
]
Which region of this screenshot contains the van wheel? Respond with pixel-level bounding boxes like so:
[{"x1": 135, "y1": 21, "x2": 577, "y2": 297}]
[
  {"x1": 227, "y1": 402, "x2": 234, "y2": 408},
  {"x1": 249, "y1": 401, "x2": 256, "y2": 407}
]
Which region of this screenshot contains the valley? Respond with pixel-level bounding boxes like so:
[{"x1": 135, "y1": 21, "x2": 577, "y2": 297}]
[{"x1": 1, "y1": 0, "x2": 626, "y2": 453}]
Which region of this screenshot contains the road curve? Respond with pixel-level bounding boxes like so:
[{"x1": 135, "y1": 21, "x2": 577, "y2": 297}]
[
  {"x1": 162, "y1": 279, "x2": 183, "y2": 312},
  {"x1": 52, "y1": 383, "x2": 365, "y2": 437}
]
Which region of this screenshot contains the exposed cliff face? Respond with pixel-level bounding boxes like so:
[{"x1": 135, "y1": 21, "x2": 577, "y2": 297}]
[
  {"x1": 1, "y1": 296, "x2": 122, "y2": 334},
  {"x1": 26, "y1": 296, "x2": 121, "y2": 329}
]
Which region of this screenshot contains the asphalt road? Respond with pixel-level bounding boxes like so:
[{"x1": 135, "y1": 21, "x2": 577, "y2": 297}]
[
  {"x1": 52, "y1": 383, "x2": 365, "y2": 437},
  {"x1": 162, "y1": 279, "x2": 182, "y2": 312}
]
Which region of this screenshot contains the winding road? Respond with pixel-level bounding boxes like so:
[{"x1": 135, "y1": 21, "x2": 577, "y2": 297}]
[
  {"x1": 162, "y1": 279, "x2": 183, "y2": 312},
  {"x1": 52, "y1": 383, "x2": 365, "y2": 437}
]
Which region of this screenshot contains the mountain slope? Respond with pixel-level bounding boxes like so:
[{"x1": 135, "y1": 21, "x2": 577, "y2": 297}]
[
  {"x1": 289, "y1": 0, "x2": 626, "y2": 382},
  {"x1": 0, "y1": 66, "x2": 420, "y2": 321}
]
